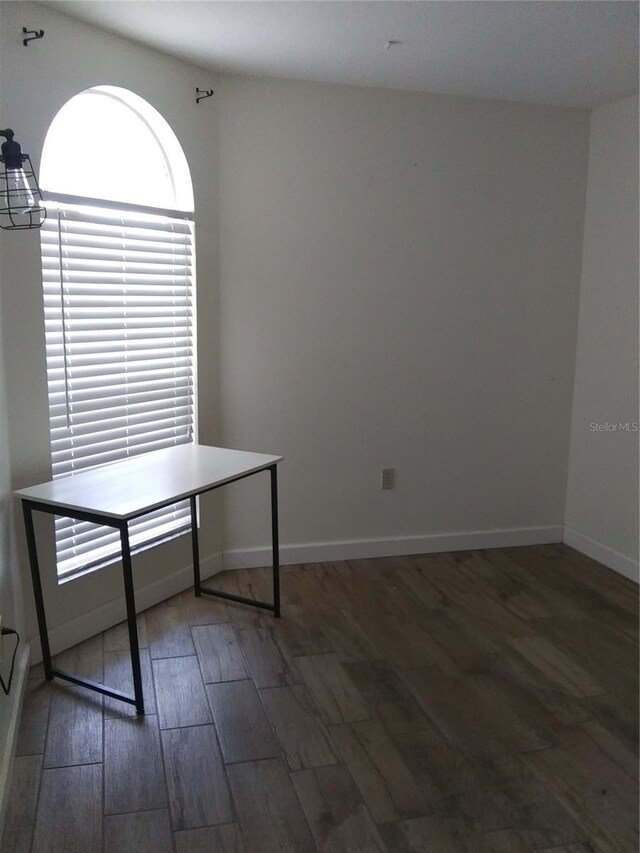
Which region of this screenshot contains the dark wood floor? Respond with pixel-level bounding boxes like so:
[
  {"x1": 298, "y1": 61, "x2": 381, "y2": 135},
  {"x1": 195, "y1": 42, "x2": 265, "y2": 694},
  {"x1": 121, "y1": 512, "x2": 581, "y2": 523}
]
[{"x1": 3, "y1": 544, "x2": 638, "y2": 853}]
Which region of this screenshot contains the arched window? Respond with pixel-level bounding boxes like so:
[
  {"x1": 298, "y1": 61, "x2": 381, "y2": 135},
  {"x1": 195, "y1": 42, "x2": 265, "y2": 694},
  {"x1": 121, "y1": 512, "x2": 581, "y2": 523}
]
[{"x1": 40, "y1": 86, "x2": 197, "y2": 579}]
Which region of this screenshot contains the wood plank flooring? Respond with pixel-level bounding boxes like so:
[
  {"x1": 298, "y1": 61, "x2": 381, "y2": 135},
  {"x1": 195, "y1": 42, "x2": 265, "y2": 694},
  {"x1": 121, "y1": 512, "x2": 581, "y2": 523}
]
[{"x1": 3, "y1": 545, "x2": 638, "y2": 852}]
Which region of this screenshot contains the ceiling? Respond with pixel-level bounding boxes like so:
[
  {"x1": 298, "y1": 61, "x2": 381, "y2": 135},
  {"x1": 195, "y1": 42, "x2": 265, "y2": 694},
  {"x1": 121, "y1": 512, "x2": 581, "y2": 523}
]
[{"x1": 51, "y1": 1, "x2": 639, "y2": 108}]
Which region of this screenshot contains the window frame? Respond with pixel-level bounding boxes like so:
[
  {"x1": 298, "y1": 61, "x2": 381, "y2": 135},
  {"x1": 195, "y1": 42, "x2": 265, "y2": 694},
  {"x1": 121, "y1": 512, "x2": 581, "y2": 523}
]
[{"x1": 39, "y1": 88, "x2": 197, "y2": 582}]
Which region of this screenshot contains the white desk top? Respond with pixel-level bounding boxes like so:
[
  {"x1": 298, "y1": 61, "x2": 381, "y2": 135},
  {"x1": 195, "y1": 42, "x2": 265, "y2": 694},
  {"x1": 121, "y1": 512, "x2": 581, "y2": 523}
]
[{"x1": 14, "y1": 444, "x2": 283, "y2": 520}]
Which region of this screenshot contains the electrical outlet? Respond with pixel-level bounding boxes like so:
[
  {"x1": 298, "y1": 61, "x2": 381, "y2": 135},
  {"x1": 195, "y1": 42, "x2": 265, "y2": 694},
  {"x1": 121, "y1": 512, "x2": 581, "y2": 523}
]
[{"x1": 381, "y1": 468, "x2": 395, "y2": 490}]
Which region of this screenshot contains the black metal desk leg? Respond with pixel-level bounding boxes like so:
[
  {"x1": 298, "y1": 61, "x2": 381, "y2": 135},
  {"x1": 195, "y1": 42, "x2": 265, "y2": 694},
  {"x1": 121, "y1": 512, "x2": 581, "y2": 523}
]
[
  {"x1": 270, "y1": 465, "x2": 281, "y2": 618},
  {"x1": 190, "y1": 495, "x2": 201, "y2": 596},
  {"x1": 22, "y1": 501, "x2": 53, "y2": 678},
  {"x1": 119, "y1": 522, "x2": 144, "y2": 715}
]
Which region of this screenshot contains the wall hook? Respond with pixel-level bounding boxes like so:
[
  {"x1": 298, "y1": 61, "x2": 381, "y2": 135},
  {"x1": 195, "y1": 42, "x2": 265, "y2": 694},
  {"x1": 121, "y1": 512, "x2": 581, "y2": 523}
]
[
  {"x1": 196, "y1": 87, "x2": 214, "y2": 105},
  {"x1": 23, "y1": 27, "x2": 45, "y2": 46}
]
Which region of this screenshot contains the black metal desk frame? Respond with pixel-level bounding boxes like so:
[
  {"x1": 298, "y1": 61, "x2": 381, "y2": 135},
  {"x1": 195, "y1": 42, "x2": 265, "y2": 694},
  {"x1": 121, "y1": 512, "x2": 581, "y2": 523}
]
[{"x1": 21, "y1": 464, "x2": 280, "y2": 716}]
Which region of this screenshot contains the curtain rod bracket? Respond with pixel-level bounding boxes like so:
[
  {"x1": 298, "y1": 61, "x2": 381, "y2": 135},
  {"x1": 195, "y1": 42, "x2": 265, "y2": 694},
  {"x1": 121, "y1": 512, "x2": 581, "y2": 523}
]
[
  {"x1": 23, "y1": 27, "x2": 45, "y2": 46},
  {"x1": 195, "y1": 88, "x2": 214, "y2": 105}
]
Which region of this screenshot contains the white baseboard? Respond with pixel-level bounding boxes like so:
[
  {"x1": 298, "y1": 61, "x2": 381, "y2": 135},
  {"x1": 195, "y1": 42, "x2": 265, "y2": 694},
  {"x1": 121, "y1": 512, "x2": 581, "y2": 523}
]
[
  {"x1": 563, "y1": 527, "x2": 639, "y2": 584},
  {"x1": 30, "y1": 552, "x2": 222, "y2": 664},
  {"x1": 38, "y1": 523, "x2": 621, "y2": 663},
  {"x1": 222, "y1": 525, "x2": 565, "y2": 570},
  {"x1": 0, "y1": 641, "x2": 31, "y2": 840}
]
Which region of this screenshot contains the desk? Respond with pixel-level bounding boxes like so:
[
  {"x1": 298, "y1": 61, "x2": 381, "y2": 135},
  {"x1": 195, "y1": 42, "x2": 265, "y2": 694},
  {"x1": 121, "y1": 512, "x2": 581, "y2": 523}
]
[{"x1": 15, "y1": 443, "x2": 283, "y2": 715}]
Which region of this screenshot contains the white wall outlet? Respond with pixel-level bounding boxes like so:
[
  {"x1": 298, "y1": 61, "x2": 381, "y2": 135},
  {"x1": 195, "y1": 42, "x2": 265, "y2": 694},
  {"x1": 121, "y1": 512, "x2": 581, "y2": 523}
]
[{"x1": 381, "y1": 468, "x2": 395, "y2": 490}]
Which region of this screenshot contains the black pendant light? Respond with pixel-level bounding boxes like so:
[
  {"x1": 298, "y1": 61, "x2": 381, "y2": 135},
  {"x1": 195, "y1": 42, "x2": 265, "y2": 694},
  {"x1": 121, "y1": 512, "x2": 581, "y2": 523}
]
[{"x1": 0, "y1": 129, "x2": 46, "y2": 231}]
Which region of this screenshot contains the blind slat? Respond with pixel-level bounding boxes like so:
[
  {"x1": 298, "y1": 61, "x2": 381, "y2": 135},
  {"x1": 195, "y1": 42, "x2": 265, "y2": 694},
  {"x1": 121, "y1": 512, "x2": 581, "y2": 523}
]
[
  {"x1": 53, "y1": 433, "x2": 193, "y2": 477},
  {"x1": 46, "y1": 379, "x2": 195, "y2": 409},
  {"x1": 48, "y1": 390, "x2": 193, "y2": 417},
  {"x1": 56, "y1": 512, "x2": 192, "y2": 574}
]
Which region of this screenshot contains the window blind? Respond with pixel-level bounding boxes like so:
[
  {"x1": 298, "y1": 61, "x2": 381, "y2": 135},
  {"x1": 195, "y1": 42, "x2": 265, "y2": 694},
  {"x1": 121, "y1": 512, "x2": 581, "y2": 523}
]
[{"x1": 41, "y1": 200, "x2": 196, "y2": 579}]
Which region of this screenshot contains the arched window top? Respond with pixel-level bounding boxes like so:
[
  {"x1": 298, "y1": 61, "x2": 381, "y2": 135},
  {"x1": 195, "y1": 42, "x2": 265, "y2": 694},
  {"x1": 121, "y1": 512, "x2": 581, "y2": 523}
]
[{"x1": 41, "y1": 86, "x2": 194, "y2": 212}]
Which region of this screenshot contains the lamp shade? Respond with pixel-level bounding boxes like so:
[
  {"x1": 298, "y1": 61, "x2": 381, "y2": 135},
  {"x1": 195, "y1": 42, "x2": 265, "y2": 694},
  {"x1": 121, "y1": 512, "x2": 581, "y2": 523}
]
[{"x1": 0, "y1": 129, "x2": 46, "y2": 230}]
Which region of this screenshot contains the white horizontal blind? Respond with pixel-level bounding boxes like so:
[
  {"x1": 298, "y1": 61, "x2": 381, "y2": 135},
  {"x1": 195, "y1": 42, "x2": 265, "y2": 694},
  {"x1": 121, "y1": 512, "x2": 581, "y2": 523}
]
[{"x1": 41, "y1": 200, "x2": 196, "y2": 578}]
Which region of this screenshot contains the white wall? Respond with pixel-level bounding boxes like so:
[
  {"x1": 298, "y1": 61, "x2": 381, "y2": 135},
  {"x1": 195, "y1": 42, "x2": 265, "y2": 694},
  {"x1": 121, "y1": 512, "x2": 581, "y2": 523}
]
[
  {"x1": 217, "y1": 75, "x2": 590, "y2": 561},
  {"x1": 0, "y1": 2, "x2": 221, "y2": 644},
  {"x1": 0, "y1": 27, "x2": 30, "y2": 831},
  {"x1": 565, "y1": 95, "x2": 640, "y2": 580},
  {"x1": 0, "y1": 279, "x2": 30, "y2": 841},
  {"x1": 0, "y1": 231, "x2": 29, "y2": 847}
]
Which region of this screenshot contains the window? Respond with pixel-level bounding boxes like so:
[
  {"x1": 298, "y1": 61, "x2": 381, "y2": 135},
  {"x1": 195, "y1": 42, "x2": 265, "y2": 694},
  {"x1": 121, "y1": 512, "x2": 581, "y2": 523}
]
[{"x1": 40, "y1": 87, "x2": 196, "y2": 580}]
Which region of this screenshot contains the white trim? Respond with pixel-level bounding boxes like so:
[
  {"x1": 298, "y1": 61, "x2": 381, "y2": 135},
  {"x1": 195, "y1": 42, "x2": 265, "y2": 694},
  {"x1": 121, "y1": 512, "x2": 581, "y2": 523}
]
[
  {"x1": 222, "y1": 525, "x2": 565, "y2": 570},
  {"x1": 563, "y1": 526, "x2": 639, "y2": 584},
  {"x1": 0, "y1": 642, "x2": 31, "y2": 840},
  {"x1": 37, "y1": 522, "x2": 636, "y2": 665},
  {"x1": 31, "y1": 526, "x2": 564, "y2": 660},
  {"x1": 29, "y1": 552, "x2": 222, "y2": 664}
]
